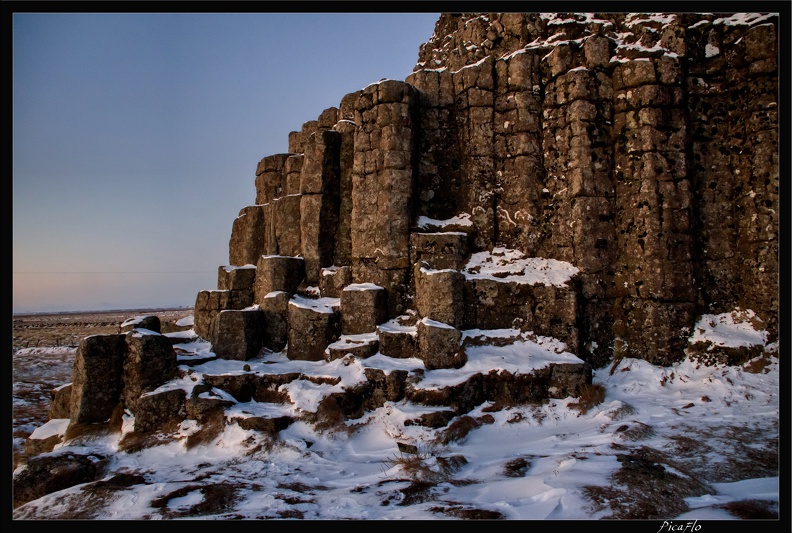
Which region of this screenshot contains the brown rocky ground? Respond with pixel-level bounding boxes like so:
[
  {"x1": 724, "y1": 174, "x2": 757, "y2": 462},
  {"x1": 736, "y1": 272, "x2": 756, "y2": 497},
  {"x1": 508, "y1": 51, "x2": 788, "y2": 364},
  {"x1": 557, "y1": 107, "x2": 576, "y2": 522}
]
[
  {"x1": 12, "y1": 308, "x2": 193, "y2": 348},
  {"x1": 11, "y1": 308, "x2": 780, "y2": 520},
  {"x1": 12, "y1": 308, "x2": 194, "y2": 468}
]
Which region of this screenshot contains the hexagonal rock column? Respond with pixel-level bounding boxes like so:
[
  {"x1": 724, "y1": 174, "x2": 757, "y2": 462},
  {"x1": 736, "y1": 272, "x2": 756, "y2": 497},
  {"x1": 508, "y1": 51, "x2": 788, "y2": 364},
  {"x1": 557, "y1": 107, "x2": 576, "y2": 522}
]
[
  {"x1": 410, "y1": 232, "x2": 470, "y2": 271},
  {"x1": 334, "y1": 119, "x2": 356, "y2": 266},
  {"x1": 69, "y1": 334, "x2": 126, "y2": 424},
  {"x1": 120, "y1": 315, "x2": 161, "y2": 334},
  {"x1": 270, "y1": 194, "x2": 303, "y2": 258},
  {"x1": 320, "y1": 265, "x2": 352, "y2": 298},
  {"x1": 688, "y1": 21, "x2": 779, "y2": 341},
  {"x1": 351, "y1": 79, "x2": 417, "y2": 316},
  {"x1": 377, "y1": 320, "x2": 417, "y2": 359},
  {"x1": 453, "y1": 55, "x2": 497, "y2": 250},
  {"x1": 194, "y1": 289, "x2": 252, "y2": 340},
  {"x1": 218, "y1": 264, "x2": 257, "y2": 292},
  {"x1": 255, "y1": 153, "x2": 291, "y2": 205},
  {"x1": 283, "y1": 154, "x2": 303, "y2": 196},
  {"x1": 300, "y1": 128, "x2": 342, "y2": 285},
  {"x1": 416, "y1": 318, "x2": 466, "y2": 370},
  {"x1": 462, "y1": 277, "x2": 580, "y2": 352},
  {"x1": 493, "y1": 49, "x2": 545, "y2": 255},
  {"x1": 229, "y1": 205, "x2": 269, "y2": 267},
  {"x1": 300, "y1": 129, "x2": 342, "y2": 195},
  {"x1": 122, "y1": 330, "x2": 178, "y2": 414},
  {"x1": 326, "y1": 333, "x2": 380, "y2": 361},
  {"x1": 300, "y1": 193, "x2": 340, "y2": 285},
  {"x1": 403, "y1": 67, "x2": 461, "y2": 224},
  {"x1": 133, "y1": 388, "x2": 187, "y2": 433},
  {"x1": 287, "y1": 295, "x2": 341, "y2": 361},
  {"x1": 185, "y1": 384, "x2": 235, "y2": 423},
  {"x1": 260, "y1": 291, "x2": 290, "y2": 352},
  {"x1": 610, "y1": 55, "x2": 694, "y2": 366},
  {"x1": 254, "y1": 255, "x2": 305, "y2": 304},
  {"x1": 340, "y1": 283, "x2": 388, "y2": 335},
  {"x1": 210, "y1": 308, "x2": 266, "y2": 361},
  {"x1": 413, "y1": 263, "x2": 465, "y2": 328}
]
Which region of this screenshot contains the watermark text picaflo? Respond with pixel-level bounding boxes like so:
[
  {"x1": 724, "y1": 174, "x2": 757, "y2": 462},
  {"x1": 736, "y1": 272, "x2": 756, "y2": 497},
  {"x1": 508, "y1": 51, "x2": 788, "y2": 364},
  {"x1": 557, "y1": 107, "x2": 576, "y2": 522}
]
[{"x1": 658, "y1": 520, "x2": 701, "y2": 533}]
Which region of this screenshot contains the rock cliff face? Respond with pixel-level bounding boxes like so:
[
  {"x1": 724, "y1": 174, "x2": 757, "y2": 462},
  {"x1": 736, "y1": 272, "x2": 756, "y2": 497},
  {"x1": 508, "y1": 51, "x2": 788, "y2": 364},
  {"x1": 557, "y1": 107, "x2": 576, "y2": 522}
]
[
  {"x1": 18, "y1": 14, "x2": 780, "y2": 507},
  {"x1": 197, "y1": 12, "x2": 778, "y2": 369}
]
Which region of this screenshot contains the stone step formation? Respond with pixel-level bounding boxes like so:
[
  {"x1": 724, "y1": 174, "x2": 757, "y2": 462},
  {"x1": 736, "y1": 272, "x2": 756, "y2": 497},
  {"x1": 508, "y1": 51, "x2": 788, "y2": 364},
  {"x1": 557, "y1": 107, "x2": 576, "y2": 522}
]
[
  {"x1": 30, "y1": 12, "x2": 778, "y2": 456},
  {"x1": 202, "y1": 12, "x2": 779, "y2": 369}
]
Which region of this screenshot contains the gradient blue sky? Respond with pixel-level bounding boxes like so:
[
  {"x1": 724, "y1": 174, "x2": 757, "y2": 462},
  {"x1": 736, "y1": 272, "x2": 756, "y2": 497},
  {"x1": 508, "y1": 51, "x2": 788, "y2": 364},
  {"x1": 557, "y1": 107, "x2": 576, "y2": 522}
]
[{"x1": 12, "y1": 11, "x2": 441, "y2": 314}]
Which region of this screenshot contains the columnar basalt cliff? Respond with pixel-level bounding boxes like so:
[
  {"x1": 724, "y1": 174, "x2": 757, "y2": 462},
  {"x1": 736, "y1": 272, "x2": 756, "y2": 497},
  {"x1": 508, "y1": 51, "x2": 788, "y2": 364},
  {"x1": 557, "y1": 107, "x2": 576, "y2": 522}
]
[
  {"x1": 17, "y1": 14, "x2": 780, "y2": 507},
  {"x1": 197, "y1": 12, "x2": 778, "y2": 369}
]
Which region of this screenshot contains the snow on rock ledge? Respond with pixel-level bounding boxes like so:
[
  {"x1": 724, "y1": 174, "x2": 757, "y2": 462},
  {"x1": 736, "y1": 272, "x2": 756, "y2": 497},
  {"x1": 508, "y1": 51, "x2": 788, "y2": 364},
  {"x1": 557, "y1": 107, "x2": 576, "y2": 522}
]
[
  {"x1": 686, "y1": 308, "x2": 770, "y2": 366},
  {"x1": 462, "y1": 247, "x2": 579, "y2": 287}
]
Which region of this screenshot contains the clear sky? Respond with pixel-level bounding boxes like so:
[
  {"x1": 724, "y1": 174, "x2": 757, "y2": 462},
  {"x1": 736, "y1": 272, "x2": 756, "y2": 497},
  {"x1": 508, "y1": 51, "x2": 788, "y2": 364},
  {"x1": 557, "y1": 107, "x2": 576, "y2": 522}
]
[{"x1": 12, "y1": 11, "x2": 441, "y2": 314}]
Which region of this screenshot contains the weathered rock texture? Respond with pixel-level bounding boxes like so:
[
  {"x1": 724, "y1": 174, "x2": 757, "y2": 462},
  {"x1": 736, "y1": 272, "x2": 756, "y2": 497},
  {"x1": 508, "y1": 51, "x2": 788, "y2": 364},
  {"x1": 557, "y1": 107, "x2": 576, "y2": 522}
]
[
  {"x1": 69, "y1": 329, "x2": 177, "y2": 429},
  {"x1": 70, "y1": 335, "x2": 126, "y2": 424},
  {"x1": 25, "y1": 14, "x2": 778, "y2": 505},
  {"x1": 207, "y1": 12, "x2": 779, "y2": 368}
]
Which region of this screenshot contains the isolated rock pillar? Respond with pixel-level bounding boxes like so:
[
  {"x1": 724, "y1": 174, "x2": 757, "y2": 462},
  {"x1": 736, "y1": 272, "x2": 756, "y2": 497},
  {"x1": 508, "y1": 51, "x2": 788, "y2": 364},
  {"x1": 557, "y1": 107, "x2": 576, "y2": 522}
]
[
  {"x1": 69, "y1": 334, "x2": 126, "y2": 424},
  {"x1": 122, "y1": 330, "x2": 177, "y2": 413}
]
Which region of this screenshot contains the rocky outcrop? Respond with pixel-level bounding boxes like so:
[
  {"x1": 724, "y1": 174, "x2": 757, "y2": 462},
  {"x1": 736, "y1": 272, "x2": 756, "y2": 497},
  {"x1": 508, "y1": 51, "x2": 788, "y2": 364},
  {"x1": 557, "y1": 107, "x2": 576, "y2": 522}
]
[
  {"x1": 200, "y1": 12, "x2": 777, "y2": 368},
  {"x1": 20, "y1": 13, "x2": 778, "y2": 510},
  {"x1": 13, "y1": 452, "x2": 109, "y2": 509},
  {"x1": 70, "y1": 334, "x2": 126, "y2": 424},
  {"x1": 410, "y1": 12, "x2": 778, "y2": 367}
]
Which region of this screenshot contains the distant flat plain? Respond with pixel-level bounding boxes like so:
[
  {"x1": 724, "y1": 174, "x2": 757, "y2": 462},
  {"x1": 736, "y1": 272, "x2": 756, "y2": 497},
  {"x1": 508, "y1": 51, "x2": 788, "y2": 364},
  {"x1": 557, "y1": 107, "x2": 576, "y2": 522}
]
[
  {"x1": 12, "y1": 307, "x2": 194, "y2": 348},
  {"x1": 12, "y1": 308, "x2": 195, "y2": 468}
]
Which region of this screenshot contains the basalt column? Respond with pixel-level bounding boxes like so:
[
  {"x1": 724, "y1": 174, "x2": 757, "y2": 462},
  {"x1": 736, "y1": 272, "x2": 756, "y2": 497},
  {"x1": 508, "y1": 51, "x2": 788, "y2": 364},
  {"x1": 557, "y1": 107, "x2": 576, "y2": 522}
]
[
  {"x1": 453, "y1": 56, "x2": 496, "y2": 250},
  {"x1": 253, "y1": 153, "x2": 290, "y2": 258},
  {"x1": 493, "y1": 49, "x2": 544, "y2": 255},
  {"x1": 611, "y1": 55, "x2": 695, "y2": 365},
  {"x1": 228, "y1": 205, "x2": 269, "y2": 266},
  {"x1": 300, "y1": 125, "x2": 342, "y2": 285},
  {"x1": 230, "y1": 155, "x2": 293, "y2": 265},
  {"x1": 255, "y1": 154, "x2": 291, "y2": 206},
  {"x1": 333, "y1": 90, "x2": 361, "y2": 267},
  {"x1": 351, "y1": 80, "x2": 417, "y2": 316},
  {"x1": 405, "y1": 67, "x2": 463, "y2": 221},
  {"x1": 539, "y1": 35, "x2": 618, "y2": 366},
  {"x1": 687, "y1": 20, "x2": 779, "y2": 340}
]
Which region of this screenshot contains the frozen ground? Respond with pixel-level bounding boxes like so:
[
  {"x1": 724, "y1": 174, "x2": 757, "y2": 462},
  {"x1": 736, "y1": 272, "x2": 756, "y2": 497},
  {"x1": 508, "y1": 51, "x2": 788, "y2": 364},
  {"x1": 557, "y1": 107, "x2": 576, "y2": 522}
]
[{"x1": 11, "y1": 308, "x2": 783, "y2": 521}]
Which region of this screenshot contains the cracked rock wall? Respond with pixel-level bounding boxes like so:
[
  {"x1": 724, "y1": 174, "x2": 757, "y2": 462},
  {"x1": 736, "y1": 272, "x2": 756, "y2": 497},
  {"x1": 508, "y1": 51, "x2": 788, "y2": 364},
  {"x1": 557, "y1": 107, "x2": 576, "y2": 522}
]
[{"x1": 217, "y1": 12, "x2": 778, "y2": 368}]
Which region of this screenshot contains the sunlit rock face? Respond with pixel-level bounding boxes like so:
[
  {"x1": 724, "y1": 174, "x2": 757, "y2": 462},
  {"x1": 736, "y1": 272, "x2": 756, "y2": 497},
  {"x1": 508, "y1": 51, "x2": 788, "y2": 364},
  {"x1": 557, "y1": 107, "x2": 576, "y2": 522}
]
[
  {"x1": 408, "y1": 12, "x2": 778, "y2": 367},
  {"x1": 210, "y1": 12, "x2": 778, "y2": 368},
  {"x1": 19, "y1": 14, "x2": 779, "y2": 514}
]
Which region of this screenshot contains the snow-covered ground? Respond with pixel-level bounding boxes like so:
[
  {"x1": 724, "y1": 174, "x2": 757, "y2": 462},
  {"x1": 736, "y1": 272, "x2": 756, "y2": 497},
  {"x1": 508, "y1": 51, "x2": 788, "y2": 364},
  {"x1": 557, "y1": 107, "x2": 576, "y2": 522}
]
[{"x1": 12, "y1": 308, "x2": 781, "y2": 520}]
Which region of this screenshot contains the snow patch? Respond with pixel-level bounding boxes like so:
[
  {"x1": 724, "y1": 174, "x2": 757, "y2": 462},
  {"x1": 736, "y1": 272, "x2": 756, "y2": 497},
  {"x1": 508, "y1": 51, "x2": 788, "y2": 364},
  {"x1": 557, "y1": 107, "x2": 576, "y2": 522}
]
[
  {"x1": 221, "y1": 264, "x2": 255, "y2": 272},
  {"x1": 342, "y1": 283, "x2": 384, "y2": 292},
  {"x1": 689, "y1": 308, "x2": 768, "y2": 349},
  {"x1": 462, "y1": 247, "x2": 579, "y2": 287},
  {"x1": 288, "y1": 295, "x2": 339, "y2": 314},
  {"x1": 416, "y1": 213, "x2": 474, "y2": 230},
  {"x1": 175, "y1": 315, "x2": 194, "y2": 327},
  {"x1": 29, "y1": 418, "x2": 70, "y2": 440}
]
